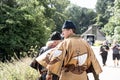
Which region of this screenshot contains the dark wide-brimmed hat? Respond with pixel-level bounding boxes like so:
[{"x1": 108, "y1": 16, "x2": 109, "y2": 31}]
[
  {"x1": 62, "y1": 20, "x2": 76, "y2": 29},
  {"x1": 48, "y1": 31, "x2": 62, "y2": 41}
]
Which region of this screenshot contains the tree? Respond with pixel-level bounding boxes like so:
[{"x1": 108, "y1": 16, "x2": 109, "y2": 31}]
[
  {"x1": 0, "y1": 0, "x2": 54, "y2": 61},
  {"x1": 95, "y1": 0, "x2": 115, "y2": 28},
  {"x1": 112, "y1": 26, "x2": 120, "y2": 42},
  {"x1": 48, "y1": 0, "x2": 70, "y2": 32},
  {"x1": 64, "y1": 4, "x2": 97, "y2": 34},
  {"x1": 102, "y1": 0, "x2": 120, "y2": 42}
]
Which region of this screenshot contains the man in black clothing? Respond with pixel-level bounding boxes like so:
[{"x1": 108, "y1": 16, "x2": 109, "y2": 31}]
[{"x1": 100, "y1": 41, "x2": 109, "y2": 66}]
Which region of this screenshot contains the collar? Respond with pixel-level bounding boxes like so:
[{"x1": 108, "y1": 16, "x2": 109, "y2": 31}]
[{"x1": 69, "y1": 34, "x2": 81, "y2": 38}]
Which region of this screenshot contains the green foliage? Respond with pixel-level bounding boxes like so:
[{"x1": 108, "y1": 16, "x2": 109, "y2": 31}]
[
  {"x1": 49, "y1": 0, "x2": 70, "y2": 32},
  {"x1": 95, "y1": 14, "x2": 106, "y2": 27},
  {"x1": 0, "y1": 58, "x2": 39, "y2": 80},
  {"x1": 95, "y1": 0, "x2": 115, "y2": 28},
  {"x1": 0, "y1": 0, "x2": 54, "y2": 60},
  {"x1": 49, "y1": 0, "x2": 70, "y2": 13},
  {"x1": 102, "y1": 0, "x2": 120, "y2": 41},
  {"x1": 102, "y1": 21, "x2": 115, "y2": 36},
  {"x1": 64, "y1": 4, "x2": 97, "y2": 34},
  {"x1": 52, "y1": 12, "x2": 66, "y2": 32},
  {"x1": 112, "y1": 26, "x2": 120, "y2": 42},
  {"x1": 114, "y1": 26, "x2": 120, "y2": 34}
]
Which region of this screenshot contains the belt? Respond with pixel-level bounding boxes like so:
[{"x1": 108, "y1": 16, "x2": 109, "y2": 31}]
[{"x1": 63, "y1": 64, "x2": 87, "y2": 74}]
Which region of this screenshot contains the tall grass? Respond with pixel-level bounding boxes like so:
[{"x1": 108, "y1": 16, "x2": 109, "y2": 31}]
[{"x1": 0, "y1": 57, "x2": 39, "y2": 80}]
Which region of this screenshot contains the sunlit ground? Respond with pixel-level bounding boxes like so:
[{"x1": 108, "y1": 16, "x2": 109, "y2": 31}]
[{"x1": 88, "y1": 46, "x2": 120, "y2": 80}]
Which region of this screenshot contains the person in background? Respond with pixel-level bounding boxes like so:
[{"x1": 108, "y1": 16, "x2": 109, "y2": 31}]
[
  {"x1": 30, "y1": 31, "x2": 62, "y2": 80},
  {"x1": 100, "y1": 40, "x2": 109, "y2": 66},
  {"x1": 44, "y1": 20, "x2": 102, "y2": 80},
  {"x1": 111, "y1": 40, "x2": 120, "y2": 67}
]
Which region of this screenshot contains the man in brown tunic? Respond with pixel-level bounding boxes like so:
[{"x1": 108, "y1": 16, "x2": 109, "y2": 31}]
[{"x1": 37, "y1": 20, "x2": 102, "y2": 80}]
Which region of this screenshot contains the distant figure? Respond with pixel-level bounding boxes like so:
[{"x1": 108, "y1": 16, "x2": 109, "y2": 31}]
[
  {"x1": 87, "y1": 38, "x2": 92, "y2": 45},
  {"x1": 111, "y1": 40, "x2": 120, "y2": 67},
  {"x1": 100, "y1": 40, "x2": 109, "y2": 66}
]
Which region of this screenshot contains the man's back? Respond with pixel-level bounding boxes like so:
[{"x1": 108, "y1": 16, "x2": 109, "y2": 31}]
[
  {"x1": 46, "y1": 35, "x2": 102, "y2": 80},
  {"x1": 62, "y1": 35, "x2": 91, "y2": 68}
]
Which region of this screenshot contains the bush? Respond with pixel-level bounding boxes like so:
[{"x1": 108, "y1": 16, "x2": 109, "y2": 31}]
[
  {"x1": 94, "y1": 40, "x2": 103, "y2": 46},
  {"x1": 0, "y1": 58, "x2": 39, "y2": 80}
]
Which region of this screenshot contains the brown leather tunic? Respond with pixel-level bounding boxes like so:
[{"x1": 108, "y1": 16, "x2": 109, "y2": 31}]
[{"x1": 37, "y1": 35, "x2": 102, "y2": 80}]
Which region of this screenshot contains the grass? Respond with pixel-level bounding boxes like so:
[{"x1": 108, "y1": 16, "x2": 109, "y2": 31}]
[
  {"x1": 94, "y1": 40, "x2": 103, "y2": 46},
  {"x1": 0, "y1": 57, "x2": 39, "y2": 80}
]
